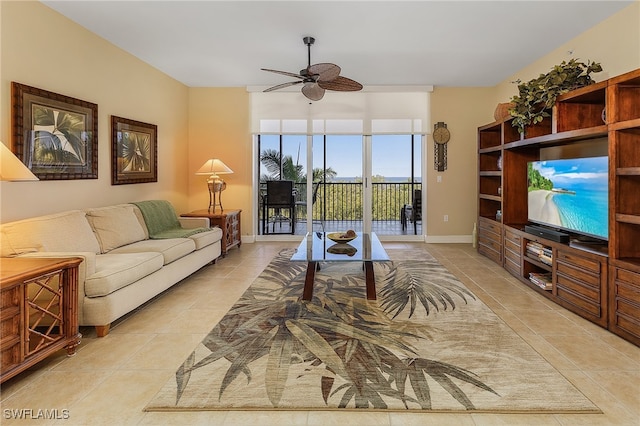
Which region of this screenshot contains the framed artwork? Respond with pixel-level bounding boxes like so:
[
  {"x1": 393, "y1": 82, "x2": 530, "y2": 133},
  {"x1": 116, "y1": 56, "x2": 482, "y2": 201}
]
[
  {"x1": 111, "y1": 116, "x2": 157, "y2": 185},
  {"x1": 11, "y1": 82, "x2": 98, "y2": 180}
]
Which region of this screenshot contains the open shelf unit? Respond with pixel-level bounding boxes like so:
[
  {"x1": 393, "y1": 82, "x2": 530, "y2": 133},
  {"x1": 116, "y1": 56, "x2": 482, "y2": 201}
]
[
  {"x1": 477, "y1": 68, "x2": 640, "y2": 345},
  {"x1": 607, "y1": 69, "x2": 640, "y2": 344},
  {"x1": 478, "y1": 122, "x2": 502, "y2": 218},
  {"x1": 500, "y1": 224, "x2": 608, "y2": 327},
  {"x1": 477, "y1": 122, "x2": 504, "y2": 264}
]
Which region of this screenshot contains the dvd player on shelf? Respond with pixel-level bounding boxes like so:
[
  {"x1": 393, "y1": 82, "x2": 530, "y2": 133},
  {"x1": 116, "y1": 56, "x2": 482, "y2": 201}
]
[{"x1": 524, "y1": 225, "x2": 570, "y2": 243}]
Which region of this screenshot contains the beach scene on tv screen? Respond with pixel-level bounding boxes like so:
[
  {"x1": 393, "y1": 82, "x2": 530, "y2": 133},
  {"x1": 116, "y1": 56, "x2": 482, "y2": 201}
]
[{"x1": 528, "y1": 156, "x2": 608, "y2": 239}]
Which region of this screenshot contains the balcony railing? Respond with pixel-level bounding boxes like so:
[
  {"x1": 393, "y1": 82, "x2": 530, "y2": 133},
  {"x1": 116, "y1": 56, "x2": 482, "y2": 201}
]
[{"x1": 260, "y1": 181, "x2": 421, "y2": 235}]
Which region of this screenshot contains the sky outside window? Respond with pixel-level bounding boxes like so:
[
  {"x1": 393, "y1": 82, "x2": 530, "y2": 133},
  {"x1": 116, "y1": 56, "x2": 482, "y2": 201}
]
[{"x1": 262, "y1": 134, "x2": 421, "y2": 181}]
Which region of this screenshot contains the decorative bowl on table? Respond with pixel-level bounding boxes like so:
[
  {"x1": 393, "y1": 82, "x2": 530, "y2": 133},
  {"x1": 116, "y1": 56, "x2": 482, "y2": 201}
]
[{"x1": 326, "y1": 231, "x2": 357, "y2": 244}]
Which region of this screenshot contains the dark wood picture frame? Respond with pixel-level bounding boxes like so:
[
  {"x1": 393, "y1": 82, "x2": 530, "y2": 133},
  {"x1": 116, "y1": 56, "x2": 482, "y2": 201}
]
[
  {"x1": 111, "y1": 116, "x2": 158, "y2": 185},
  {"x1": 11, "y1": 82, "x2": 98, "y2": 180}
]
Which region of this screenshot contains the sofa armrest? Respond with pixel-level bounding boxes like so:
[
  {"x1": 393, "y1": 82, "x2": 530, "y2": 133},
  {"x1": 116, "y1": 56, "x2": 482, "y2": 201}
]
[
  {"x1": 179, "y1": 217, "x2": 210, "y2": 229},
  {"x1": 17, "y1": 251, "x2": 96, "y2": 326}
]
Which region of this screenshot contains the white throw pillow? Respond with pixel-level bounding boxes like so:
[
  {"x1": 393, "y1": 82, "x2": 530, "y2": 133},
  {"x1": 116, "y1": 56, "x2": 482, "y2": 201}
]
[{"x1": 85, "y1": 205, "x2": 147, "y2": 253}]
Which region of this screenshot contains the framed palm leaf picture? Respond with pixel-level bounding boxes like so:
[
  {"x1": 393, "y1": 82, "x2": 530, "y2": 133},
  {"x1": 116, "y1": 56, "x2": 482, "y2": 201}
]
[
  {"x1": 11, "y1": 82, "x2": 98, "y2": 180},
  {"x1": 111, "y1": 116, "x2": 157, "y2": 185}
]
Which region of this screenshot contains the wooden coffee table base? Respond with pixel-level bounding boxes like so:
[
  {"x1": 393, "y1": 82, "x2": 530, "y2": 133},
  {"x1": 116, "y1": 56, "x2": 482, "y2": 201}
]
[{"x1": 302, "y1": 260, "x2": 377, "y2": 301}]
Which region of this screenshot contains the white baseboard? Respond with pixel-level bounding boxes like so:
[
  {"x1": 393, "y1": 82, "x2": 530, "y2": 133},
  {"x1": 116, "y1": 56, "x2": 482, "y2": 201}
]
[
  {"x1": 247, "y1": 234, "x2": 473, "y2": 244},
  {"x1": 424, "y1": 234, "x2": 473, "y2": 244},
  {"x1": 252, "y1": 235, "x2": 302, "y2": 243}
]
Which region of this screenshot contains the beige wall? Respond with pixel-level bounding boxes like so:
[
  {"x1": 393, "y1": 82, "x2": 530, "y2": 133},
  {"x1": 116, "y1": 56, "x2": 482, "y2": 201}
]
[
  {"x1": 427, "y1": 87, "x2": 495, "y2": 239},
  {"x1": 0, "y1": 1, "x2": 189, "y2": 223},
  {"x1": 494, "y1": 1, "x2": 640, "y2": 104},
  {"x1": 1, "y1": 1, "x2": 639, "y2": 240},
  {"x1": 187, "y1": 88, "x2": 252, "y2": 234}
]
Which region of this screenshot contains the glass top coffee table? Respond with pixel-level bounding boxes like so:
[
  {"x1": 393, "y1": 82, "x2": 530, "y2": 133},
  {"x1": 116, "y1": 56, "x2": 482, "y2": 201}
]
[{"x1": 290, "y1": 232, "x2": 389, "y2": 301}]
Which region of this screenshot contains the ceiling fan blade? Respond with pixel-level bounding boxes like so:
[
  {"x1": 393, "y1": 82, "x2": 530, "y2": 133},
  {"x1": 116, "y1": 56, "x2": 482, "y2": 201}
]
[
  {"x1": 307, "y1": 63, "x2": 341, "y2": 82},
  {"x1": 261, "y1": 68, "x2": 304, "y2": 79},
  {"x1": 302, "y1": 83, "x2": 325, "y2": 101},
  {"x1": 264, "y1": 81, "x2": 303, "y2": 92},
  {"x1": 318, "y1": 76, "x2": 363, "y2": 92}
]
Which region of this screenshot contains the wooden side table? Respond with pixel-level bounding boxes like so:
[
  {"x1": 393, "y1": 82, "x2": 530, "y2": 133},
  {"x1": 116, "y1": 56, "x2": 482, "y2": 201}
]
[
  {"x1": 1, "y1": 257, "x2": 82, "y2": 383},
  {"x1": 182, "y1": 209, "x2": 242, "y2": 256}
]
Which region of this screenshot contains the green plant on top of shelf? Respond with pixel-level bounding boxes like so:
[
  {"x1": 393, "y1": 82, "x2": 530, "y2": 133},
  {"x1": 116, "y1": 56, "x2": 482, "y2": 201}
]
[{"x1": 508, "y1": 59, "x2": 603, "y2": 135}]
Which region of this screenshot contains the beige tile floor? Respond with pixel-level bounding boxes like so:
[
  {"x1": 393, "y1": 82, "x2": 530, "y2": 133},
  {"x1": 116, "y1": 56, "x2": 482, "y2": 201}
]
[{"x1": 1, "y1": 242, "x2": 638, "y2": 425}]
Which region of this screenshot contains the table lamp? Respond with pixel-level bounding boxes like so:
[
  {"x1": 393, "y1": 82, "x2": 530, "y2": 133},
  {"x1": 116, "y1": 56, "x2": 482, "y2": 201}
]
[
  {"x1": 1, "y1": 142, "x2": 38, "y2": 181},
  {"x1": 195, "y1": 158, "x2": 233, "y2": 212}
]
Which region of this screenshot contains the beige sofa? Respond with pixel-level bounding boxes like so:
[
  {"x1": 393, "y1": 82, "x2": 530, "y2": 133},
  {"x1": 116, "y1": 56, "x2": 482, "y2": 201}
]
[{"x1": 0, "y1": 202, "x2": 222, "y2": 336}]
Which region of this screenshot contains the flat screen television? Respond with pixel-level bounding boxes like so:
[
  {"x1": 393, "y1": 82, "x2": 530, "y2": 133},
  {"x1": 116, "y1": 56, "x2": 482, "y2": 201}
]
[{"x1": 527, "y1": 156, "x2": 608, "y2": 241}]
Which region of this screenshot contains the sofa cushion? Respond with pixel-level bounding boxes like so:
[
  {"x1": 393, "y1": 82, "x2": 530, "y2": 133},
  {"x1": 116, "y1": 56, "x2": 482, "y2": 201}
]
[
  {"x1": 85, "y1": 252, "x2": 164, "y2": 297},
  {"x1": 0, "y1": 210, "x2": 100, "y2": 257},
  {"x1": 189, "y1": 227, "x2": 223, "y2": 250},
  {"x1": 130, "y1": 205, "x2": 150, "y2": 239},
  {"x1": 108, "y1": 238, "x2": 196, "y2": 265},
  {"x1": 85, "y1": 205, "x2": 147, "y2": 253}
]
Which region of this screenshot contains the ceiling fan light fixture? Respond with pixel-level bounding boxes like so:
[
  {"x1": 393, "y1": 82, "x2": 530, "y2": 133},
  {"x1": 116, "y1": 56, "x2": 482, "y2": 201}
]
[{"x1": 302, "y1": 82, "x2": 324, "y2": 101}]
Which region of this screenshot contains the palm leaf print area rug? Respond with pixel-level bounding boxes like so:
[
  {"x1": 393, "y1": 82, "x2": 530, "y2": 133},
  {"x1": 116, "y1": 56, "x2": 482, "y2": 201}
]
[{"x1": 146, "y1": 249, "x2": 599, "y2": 413}]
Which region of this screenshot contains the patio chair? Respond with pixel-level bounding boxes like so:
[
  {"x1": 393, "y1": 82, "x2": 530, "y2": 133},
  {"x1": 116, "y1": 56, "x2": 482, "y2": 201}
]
[
  {"x1": 402, "y1": 189, "x2": 422, "y2": 234},
  {"x1": 262, "y1": 180, "x2": 295, "y2": 234}
]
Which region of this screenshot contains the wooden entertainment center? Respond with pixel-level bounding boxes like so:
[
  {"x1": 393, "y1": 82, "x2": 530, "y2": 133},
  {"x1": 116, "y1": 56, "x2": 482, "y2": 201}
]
[{"x1": 477, "y1": 68, "x2": 640, "y2": 346}]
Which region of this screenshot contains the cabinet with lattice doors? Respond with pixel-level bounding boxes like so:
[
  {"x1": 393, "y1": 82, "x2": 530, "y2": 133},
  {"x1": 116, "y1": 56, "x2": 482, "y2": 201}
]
[{"x1": 1, "y1": 257, "x2": 82, "y2": 383}]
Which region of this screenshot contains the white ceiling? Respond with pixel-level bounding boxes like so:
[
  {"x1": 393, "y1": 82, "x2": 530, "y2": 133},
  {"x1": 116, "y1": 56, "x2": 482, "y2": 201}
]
[{"x1": 41, "y1": 1, "x2": 632, "y2": 88}]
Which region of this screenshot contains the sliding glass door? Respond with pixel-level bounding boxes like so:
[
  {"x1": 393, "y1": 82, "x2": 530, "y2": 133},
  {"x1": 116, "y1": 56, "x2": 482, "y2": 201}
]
[
  {"x1": 257, "y1": 134, "x2": 306, "y2": 235},
  {"x1": 370, "y1": 134, "x2": 422, "y2": 236},
  {"x1": 251, "y1": 89, "x2": 430, "y2": 238},
  {"x1": 312, "y1": 135, "x2": 364, "y2": 233},
  {"x1": 257, "y1": 133, "x2": 423, "y2": 237}
]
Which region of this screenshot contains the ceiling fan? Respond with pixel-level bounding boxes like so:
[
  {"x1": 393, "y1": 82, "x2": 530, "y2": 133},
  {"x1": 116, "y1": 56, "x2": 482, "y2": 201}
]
[{"x1": 261, "y1": 36, "x2": 363, "y2": 101}]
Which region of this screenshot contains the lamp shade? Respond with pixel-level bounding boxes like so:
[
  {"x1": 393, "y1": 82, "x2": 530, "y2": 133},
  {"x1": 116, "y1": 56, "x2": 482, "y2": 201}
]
[
  {"x1": 0, "y1": 142, "x2": 38, "y2": 181},
  {"x1": 195, "y1": 159, "x2": 233, "y2": 176}
]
